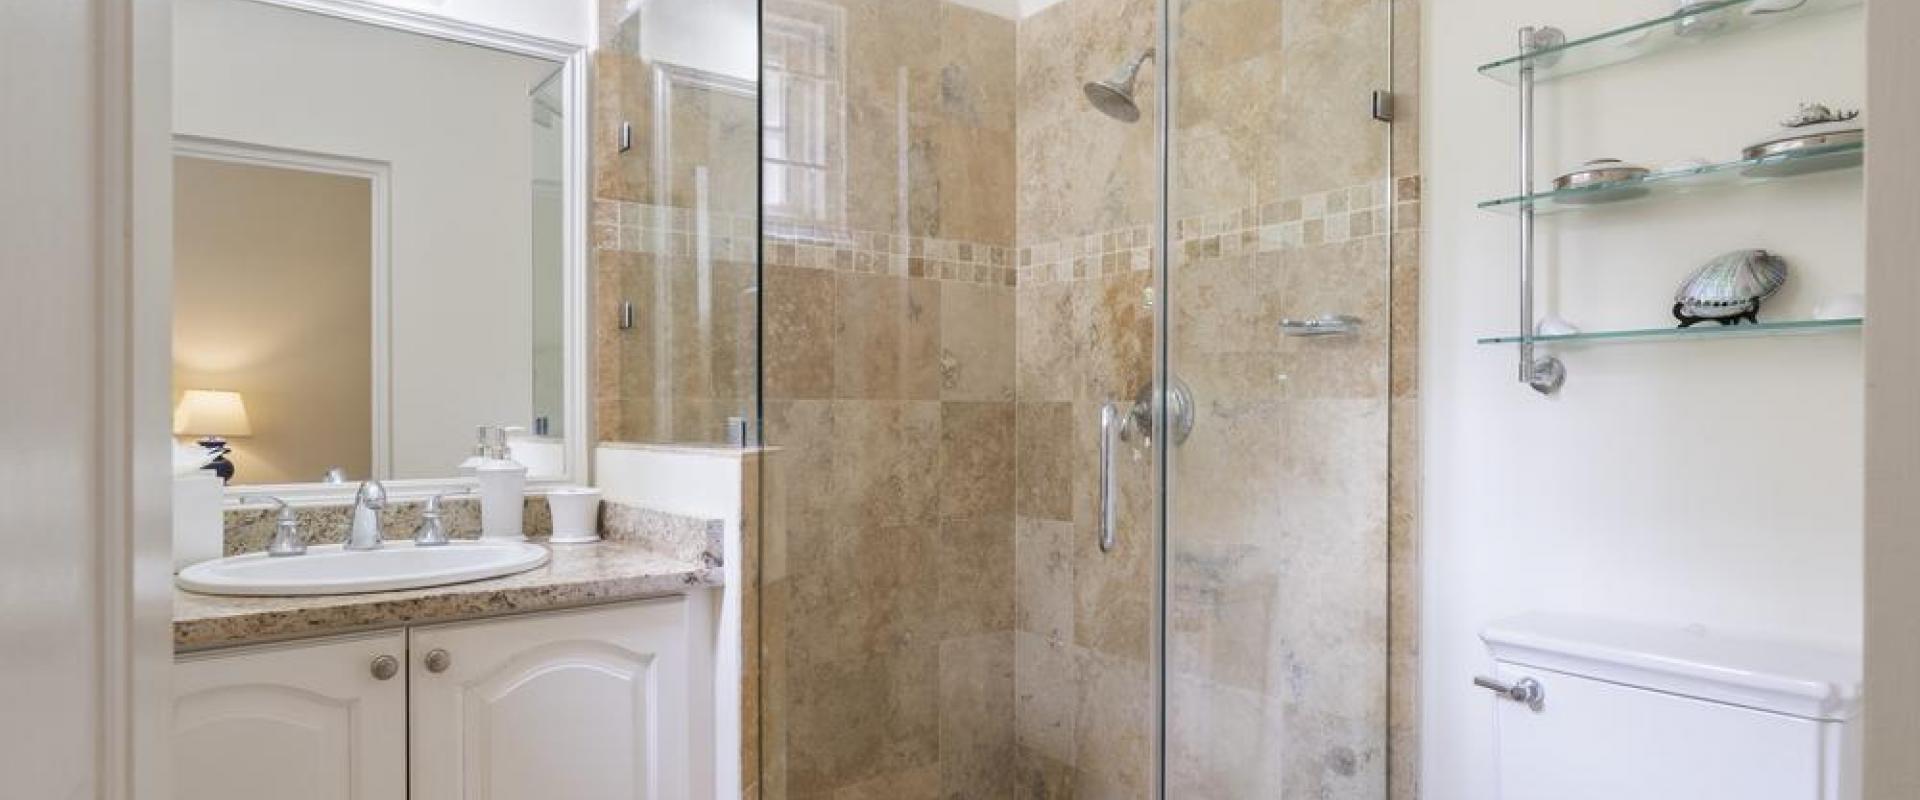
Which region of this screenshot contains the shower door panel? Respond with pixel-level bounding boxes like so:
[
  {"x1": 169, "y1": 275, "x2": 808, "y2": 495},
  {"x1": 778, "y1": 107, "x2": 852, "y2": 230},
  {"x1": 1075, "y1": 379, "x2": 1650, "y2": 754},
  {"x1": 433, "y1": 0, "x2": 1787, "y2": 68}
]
[{"x1": 1164, "y1": 0, "x2": 1396, "y2": 796}]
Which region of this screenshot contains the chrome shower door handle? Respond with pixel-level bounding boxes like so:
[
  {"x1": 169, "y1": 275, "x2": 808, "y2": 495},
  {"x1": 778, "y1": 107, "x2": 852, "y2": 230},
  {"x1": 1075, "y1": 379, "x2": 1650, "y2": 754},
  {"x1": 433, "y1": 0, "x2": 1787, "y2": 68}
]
[{"x1": 1098, "y1": 402, "x2": 1120, "y2": 553}]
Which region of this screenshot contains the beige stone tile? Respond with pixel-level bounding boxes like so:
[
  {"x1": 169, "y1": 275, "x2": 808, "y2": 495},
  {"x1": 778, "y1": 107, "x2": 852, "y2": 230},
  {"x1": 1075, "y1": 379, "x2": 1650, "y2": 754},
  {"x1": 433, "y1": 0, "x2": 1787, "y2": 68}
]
[
  {"x1": 940, "y1": 401, "x2": 1016, "y2": 519},
  {"x1": 1388, "y1": 395, "x2": 1420, "y2": 800},
  {"x1": 831, "y1": 400, "x2": 941, "y2": 530},
  {"x1": 937, "y1": 632, "x2": 1016, "y2": 798},
  {"x1": 941, "y1": 282, "x2": 1016, "y2": 401},
  {"x1": 784, "y1": 644, "x2": 939, "y2": 795},
  {"x1": 1014, "y1": 631, "x2": 1077, "y2": 764},
  {"x1": 1015, "y1": 515, "x2": 1075, "y2": 641},
  {"x1": 830, "y1": 763, "x2": 939, "y2": 800},
  {"x1": 1015, "y1": 402, "x2": 1074, "y2": 521},
  {"x1": 937, "y1": 514, "x2": 1014, "y2": 637},
  {"x1": 785, "y1": 519, "x2": 938, "y2": 667},
  {"x1": 762, "y1": 399, "x2": 836, "y2": 542},
  {"x1": 1013, "y1": 745, "x2": 1079, "y2": 800},
  {"x1": 1390, "y1": 229, "x2": 1421, "y2": 400},
  {"x1": 1077, "y1": 271, "x2": 1154, "y2": 404},
  {"x1": 1016, "y1": 281, "x2": 1082, "y2": 402},
  {"x1": 833, "y1": 274, "x2": 942, "y2": 400},
  {"x1": 766, "y1": 265, "x2": 836, "y2": 400},
  {"x1": 935, "y1": 5, "x2": 1017, "y2": 130},
  {"x1": 1070, "y1": 648, "x2": 1151, "y2": 798},
  {"x1": 1391, "y1": 0, "x2": 1423, "y2": 179}
]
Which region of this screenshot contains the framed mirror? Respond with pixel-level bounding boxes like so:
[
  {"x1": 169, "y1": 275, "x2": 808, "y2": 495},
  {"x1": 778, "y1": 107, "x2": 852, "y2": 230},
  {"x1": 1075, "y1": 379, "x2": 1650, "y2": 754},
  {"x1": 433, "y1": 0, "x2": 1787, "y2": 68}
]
[{"x1": 169, "y1": 0, "x2": 588, "y2": 499}]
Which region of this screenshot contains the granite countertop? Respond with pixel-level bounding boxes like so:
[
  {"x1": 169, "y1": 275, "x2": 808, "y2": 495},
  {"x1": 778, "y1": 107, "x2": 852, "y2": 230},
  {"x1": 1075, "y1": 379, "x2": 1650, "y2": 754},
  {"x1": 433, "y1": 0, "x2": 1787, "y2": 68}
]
[{"x1": 174, "y1": 539, "x2": 721, "y2": 652}]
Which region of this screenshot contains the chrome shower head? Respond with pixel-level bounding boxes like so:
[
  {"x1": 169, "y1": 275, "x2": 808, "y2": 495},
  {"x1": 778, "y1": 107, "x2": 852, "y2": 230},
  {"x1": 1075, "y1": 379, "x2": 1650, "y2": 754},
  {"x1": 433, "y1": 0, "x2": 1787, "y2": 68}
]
[{"x1": 1083, "y1": 48, "x2": 1154, "y2": 123}]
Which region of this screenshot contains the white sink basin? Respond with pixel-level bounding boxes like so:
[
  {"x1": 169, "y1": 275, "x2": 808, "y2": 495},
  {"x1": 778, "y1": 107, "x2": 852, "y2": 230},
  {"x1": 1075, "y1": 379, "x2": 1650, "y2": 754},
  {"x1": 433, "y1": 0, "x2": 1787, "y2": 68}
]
[{"x1": 177, "y1": 541, "x2": 550, "y2": 597}]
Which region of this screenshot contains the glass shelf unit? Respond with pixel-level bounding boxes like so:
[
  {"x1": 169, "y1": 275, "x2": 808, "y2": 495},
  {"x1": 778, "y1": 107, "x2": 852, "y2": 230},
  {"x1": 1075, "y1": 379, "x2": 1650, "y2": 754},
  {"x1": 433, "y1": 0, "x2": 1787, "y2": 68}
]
[
  {"x1": 1476, "y1": 317, "x2": 1862, "y2": 346},
  {"x1": 1478, "y1": 0, "x2": 1863, "y2": 85},
  {"x1": 1477, "y1": 142, "x2": 1863, "y2": 215}
]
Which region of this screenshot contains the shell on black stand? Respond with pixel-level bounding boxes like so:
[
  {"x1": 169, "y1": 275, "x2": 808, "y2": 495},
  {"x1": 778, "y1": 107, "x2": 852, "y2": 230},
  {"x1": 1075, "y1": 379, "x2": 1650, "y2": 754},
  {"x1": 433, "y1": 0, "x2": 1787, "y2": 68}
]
[{"x1": 1672, "y1": 249, "x2": 1789, "y2": 328}]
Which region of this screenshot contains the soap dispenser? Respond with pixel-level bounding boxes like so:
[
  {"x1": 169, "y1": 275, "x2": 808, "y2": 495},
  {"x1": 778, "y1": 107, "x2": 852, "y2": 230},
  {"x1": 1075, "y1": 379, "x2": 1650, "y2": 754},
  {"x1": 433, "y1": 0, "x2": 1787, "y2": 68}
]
[{"x1": 470, "y1": 425, "x2": 528, "y2": 542}]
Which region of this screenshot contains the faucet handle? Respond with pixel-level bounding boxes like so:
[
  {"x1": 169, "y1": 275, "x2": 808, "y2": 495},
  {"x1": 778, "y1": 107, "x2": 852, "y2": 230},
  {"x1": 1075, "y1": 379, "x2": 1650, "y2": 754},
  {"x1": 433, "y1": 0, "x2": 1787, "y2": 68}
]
[
  {"x1": 241, "y1": 495, "x2": 305, "y2": 557},
  {"x1": 354, "y1": 480, "x2": 388, "y2": 510},
  {"x1": 412, "y1": 490, "x2": 471, "y2": 547}
]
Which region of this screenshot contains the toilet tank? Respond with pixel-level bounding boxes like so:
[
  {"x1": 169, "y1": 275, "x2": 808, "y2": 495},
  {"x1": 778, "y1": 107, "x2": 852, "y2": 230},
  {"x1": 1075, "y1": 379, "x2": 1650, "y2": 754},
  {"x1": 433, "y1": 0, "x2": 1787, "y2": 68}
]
[{"x1": 1481, "y1": 613, "x2": 1860, "y2": 800}]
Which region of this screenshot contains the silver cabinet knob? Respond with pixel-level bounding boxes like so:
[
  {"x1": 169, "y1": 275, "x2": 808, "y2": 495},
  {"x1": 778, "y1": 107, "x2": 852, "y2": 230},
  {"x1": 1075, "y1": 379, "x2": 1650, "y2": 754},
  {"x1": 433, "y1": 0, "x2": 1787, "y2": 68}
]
[
  {"x1": 1474, "y1": 675, "x2": 1545, "y2": 709},
  {"x1": 424, "y1": 648, "x2": 452, "y2": 674},
  {"x1": 370, "y1": 654, "x2": 399, "y2": 681}
]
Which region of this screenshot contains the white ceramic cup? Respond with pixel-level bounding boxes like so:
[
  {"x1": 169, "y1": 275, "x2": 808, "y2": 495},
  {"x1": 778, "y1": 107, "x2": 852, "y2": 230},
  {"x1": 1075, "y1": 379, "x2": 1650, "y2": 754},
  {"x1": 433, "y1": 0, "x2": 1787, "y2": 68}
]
[{"x1": 546, "y1": 487, "x2": 603, "y2": 544}]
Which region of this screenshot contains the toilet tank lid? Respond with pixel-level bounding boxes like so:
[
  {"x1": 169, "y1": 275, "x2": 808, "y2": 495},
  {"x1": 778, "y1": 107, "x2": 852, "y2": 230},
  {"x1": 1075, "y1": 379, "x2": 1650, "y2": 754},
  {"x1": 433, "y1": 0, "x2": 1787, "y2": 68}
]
[{"x1": 1483, "y1": 613, "x2": 1860, "y2": 721}]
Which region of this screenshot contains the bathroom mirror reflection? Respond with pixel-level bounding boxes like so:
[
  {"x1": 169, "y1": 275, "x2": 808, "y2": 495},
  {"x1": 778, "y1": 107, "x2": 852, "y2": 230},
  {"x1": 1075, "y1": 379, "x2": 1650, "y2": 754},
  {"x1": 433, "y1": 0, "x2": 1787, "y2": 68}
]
[{"x1": 169, "y1": 0, "x2": 573, "y2": 487}]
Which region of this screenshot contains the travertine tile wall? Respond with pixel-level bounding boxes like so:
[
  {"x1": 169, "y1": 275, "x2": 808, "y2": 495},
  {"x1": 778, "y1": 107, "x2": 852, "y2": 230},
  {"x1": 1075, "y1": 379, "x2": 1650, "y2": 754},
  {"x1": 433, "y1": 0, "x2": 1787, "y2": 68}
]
[
  {"x1": 1010, "y1": 0, "x2": 1160, "y2": 796},
  {"x1": 753, "y1": 1, "x2": 1022, "y2": 797}
]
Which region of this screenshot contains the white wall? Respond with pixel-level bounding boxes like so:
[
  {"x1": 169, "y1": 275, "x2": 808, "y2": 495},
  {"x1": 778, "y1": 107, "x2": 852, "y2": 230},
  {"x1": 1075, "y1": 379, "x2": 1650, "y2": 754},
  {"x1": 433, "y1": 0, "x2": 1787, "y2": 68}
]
[
  {"x1": 1421, "y1": 3, "x2": 1865, "y2": 797},
  {"x1": 175, "y1": 0, "x2": 561, "y2": 478},
  {"x1": 359, "y1": 0, "x2": 591, "y2": 46},
  {"x1": 641, "y1": 0, "x2": 758, "y2": 81},
  {"x1": 1863, "y1": 0, "x2": 1920, "y2": 793},
  {"x1": 1, "y1": 0, "x2": 173, "y2": 794}
]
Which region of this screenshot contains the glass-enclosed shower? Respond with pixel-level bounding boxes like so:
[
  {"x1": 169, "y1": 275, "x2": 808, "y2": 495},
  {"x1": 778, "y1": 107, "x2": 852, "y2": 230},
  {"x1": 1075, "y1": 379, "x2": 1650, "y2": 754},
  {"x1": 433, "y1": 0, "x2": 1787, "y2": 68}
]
[{"x1": 599, "y1": 0, "x2": 1412, "y2": 794}]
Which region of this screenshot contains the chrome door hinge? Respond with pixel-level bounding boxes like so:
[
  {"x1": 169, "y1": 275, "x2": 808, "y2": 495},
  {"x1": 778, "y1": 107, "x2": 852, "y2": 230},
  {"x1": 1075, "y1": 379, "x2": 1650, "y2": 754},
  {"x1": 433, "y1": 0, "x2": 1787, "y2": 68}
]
[{"x1": 1371, "y1": 90, "x2": 1395, "y2": 123}]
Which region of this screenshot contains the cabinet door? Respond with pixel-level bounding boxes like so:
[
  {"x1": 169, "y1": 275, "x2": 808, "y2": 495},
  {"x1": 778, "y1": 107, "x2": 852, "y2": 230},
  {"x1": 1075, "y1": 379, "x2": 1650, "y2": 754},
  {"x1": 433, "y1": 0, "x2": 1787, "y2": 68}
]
[
  {"x1": 410, "y1": 598, "x2": 691, "y2": 800},
  {"x1": 174, "y1": 631, "x2": 408, "y2": 800}
]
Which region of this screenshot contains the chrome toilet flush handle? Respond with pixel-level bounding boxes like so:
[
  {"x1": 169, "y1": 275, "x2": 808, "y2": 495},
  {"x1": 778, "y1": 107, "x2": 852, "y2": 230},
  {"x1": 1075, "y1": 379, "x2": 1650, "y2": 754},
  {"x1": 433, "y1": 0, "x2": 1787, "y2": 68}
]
[{"x1": 1474, "y1": 675, "x2": 1546, "y2": 710}]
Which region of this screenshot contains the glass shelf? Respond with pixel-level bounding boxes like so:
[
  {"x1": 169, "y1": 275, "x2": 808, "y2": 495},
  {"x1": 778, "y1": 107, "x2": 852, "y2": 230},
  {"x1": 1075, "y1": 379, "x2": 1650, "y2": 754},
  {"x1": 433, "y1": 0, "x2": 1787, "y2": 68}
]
[
  {"x1": 1478, "y1": 142, "x2": 1863, "y2": 215},
  {"x1": 1476, "y1": 317, "x2": 1861, "y2": 345},
  {"x1": 1478, "y1": 0, "x2": 1863, "y2": 85}
]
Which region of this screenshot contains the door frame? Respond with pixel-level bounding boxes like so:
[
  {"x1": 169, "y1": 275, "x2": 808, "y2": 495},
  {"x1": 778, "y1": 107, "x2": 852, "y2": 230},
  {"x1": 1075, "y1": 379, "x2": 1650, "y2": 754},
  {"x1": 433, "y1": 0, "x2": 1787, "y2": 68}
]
[{"x1": 172, "y1": 135, "x2": 397, "y2": 478}]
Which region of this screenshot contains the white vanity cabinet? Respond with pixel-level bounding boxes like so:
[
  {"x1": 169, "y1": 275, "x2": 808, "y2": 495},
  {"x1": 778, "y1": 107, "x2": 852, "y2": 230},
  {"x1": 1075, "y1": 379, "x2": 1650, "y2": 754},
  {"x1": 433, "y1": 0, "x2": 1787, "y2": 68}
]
[
  {"x1": 173, "y1": 597, "x2": 693, "y2": 800},
  {"x1": 409, "y1": 599, "x2": 692, "y2": 800},
  {"x1": 173, "y1": 631, "x2": 408, "y2": 800}
]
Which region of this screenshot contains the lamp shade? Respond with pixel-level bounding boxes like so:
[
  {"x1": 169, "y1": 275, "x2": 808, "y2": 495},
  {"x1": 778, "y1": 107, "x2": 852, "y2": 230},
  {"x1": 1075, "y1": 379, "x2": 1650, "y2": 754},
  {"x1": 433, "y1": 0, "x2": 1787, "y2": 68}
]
[{"x1": 173, "y1": 389, "x2": 252, "y2": 437}]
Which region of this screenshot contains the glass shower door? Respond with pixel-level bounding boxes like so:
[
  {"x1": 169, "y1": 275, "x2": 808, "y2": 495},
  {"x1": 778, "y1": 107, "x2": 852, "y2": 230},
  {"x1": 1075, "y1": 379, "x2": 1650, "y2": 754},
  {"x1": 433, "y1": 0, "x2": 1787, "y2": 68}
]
[{"x1": 1162, "y1": 0, "x2": 1397, "y2": 795}]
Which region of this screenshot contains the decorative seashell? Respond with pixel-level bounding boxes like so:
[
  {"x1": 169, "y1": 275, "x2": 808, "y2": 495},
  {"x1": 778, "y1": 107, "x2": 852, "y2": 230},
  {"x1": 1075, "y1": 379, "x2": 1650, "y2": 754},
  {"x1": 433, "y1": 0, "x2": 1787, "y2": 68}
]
[
  {"x1": 1782, "y1": 103, "x2": 1860, "y2": 129},
  {"x1": 1672, "y1": 249, "x2": 1789, "y2": 327}
]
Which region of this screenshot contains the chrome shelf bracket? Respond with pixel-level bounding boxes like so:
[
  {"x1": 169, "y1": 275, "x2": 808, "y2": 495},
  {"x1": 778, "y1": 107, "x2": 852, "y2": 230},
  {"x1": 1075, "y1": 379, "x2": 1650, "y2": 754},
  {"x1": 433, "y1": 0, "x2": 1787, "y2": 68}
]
[{"x1": 1517, "y1": 25, "x2": 1568, "y2": 395}]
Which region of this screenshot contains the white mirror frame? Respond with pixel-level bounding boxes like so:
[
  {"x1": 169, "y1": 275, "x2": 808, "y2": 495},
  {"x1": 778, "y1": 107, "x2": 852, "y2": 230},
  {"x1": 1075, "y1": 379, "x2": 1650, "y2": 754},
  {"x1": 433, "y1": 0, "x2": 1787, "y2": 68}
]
[{"x1": 200, "y1": 0, "x2": 592, "y2": 503}]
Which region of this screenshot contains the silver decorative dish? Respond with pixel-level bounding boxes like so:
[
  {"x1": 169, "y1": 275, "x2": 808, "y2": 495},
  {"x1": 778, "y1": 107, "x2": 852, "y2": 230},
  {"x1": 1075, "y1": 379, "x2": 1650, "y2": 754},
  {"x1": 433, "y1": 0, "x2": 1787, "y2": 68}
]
[{"x1": 1552, "y1": 158, "x2": 1652, "y2": 204}]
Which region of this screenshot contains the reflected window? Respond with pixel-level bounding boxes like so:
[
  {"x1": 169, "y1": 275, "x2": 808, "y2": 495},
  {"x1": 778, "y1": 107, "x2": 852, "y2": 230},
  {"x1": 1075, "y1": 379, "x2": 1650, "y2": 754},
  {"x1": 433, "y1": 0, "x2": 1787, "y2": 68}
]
[{"x1": 763, "y1": 1, "x2": 845, "y2": 228}]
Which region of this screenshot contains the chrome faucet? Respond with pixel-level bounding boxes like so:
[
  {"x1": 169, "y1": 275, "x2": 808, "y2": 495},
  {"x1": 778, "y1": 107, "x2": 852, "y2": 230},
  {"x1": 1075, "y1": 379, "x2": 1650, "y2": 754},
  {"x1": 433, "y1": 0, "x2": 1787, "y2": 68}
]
[
  {"x1": 241, "y1": 495, "x2": 304, "y2": 557},
  {"x1": 345, "y1": 480, "x2": 388, "y2": 550}
]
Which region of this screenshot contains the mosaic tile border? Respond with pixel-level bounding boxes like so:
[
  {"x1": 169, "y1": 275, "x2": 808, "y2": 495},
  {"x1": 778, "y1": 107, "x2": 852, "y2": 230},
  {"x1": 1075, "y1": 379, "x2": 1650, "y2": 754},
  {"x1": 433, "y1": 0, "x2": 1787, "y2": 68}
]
[
  {"x1": 593, "y1": 200, "x2": 759, "y2": 262},
  {"x1": 761, "y1": 226, "x2": 1017, "y2": 286},
  {"x1": 1013, "y1": 176, "x2": 1422, "y2": 286},
  {"x1": 594, "y1": 199, "x2": 1019, "y2": 286},
  {"x1": 593, "y1": 175, "x2": 1420, "y2": 289}
]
